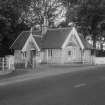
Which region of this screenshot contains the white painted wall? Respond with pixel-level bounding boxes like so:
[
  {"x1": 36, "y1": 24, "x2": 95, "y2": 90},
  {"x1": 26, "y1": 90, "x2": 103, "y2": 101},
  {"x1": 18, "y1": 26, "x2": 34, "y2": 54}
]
[
  {"x1": 14, "y1": 50, "x2": 23, "y2": 63},
  {"x1": 42, "y1": 47, "x2": 84, "y2": 64},
  {"x1": 46, "y1": 49, "x2": 63, "y2": 64},
  {"x1": 33, "y1": 52, "x2": 42, "y2": 64},
  {"x1": 6, "y1": 55, "x2": 15, "y2": 70},
  {"x1": 83, "y1": 50, "x2": 92, "y2": 64},
  {"x1": 94, "y1": 57, "x2": 105, "y2": 64},
  {"x1": 41, "y1": 50, "x2": 48, "y2": 63},
  {"x1": 62, "y1": 46, "x2": 82, "y2": 63}
]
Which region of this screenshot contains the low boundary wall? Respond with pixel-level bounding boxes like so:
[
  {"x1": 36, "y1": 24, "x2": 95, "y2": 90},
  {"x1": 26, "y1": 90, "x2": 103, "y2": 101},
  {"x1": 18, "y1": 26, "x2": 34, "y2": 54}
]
[{"x1": 94, "y1": 57, "x2": 105, "y2": 64}]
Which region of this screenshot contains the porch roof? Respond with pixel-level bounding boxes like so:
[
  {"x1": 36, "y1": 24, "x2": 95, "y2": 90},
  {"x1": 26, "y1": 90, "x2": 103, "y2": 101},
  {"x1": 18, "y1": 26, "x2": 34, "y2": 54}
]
[
  {"x1": 11, "y1": 31, "x2": 30, "y2": 50},
  {"x1": 11, "y1": 30, "x2": 41, "y2": 50}
]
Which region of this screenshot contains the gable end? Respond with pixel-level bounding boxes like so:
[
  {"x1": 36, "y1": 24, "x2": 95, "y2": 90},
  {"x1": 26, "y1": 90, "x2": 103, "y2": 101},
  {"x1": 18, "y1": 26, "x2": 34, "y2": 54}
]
[{"x1": 61, "y1": 27, "x2": 84, "y2": 49}]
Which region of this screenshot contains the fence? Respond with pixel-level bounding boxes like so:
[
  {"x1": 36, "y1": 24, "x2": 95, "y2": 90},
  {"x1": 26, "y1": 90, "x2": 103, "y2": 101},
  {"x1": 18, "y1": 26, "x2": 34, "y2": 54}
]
[
  {"x1": 94, "y1": 57, "x2": 105, "y2": 64},
  {"x1": 7, "y1": 56, "x2": 15, "y2": 70},
  {"x1": 0, "y1": 56, "x2": 15, "y2": 71},
  {"x1": 0, "y1": 57, "x2": 8, "y2": 71}
]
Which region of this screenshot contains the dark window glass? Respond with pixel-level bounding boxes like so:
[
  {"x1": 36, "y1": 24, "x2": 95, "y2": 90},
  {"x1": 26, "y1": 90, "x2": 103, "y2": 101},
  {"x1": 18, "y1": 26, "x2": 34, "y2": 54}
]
[
  {"x1": 68, "y1": 51, "x2": 71, "y2": 56},
  {"x1": 48, "y1": 49, "x2": 52, "y2": 56}
]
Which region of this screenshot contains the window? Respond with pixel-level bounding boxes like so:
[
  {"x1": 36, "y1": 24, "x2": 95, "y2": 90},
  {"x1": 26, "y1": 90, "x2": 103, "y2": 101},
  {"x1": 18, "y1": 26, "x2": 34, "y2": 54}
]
[
  {"x1": 68, "y1": 51, "x2": 71, "y2": 56},
  {"x1": 48, "y1": 49, "x2": 53, "y2": 56},
  {"x1": 24, "y1": 52, "x2": 27, "y2": 57},
  {"x1": 36, "y1": 51, "x2": 40, "y2": 56},
  {"x1": 21, "y1": 51, "x2": 27, "y2": 59},
  {"x1": 31, "y1": 50, "x2": 36, "y2": 56}
]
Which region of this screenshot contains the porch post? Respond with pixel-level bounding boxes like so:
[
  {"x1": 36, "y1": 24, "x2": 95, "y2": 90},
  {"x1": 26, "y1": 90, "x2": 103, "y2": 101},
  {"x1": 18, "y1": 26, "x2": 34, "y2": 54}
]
[
  {"x1": 2, "y1": 58, "x2": 4, "y2": 71},
  {"x1": 81, "y1": 48, "x2": 84, "y2": 64},
  {"x1": 32, "y1": 57, "x2": 36, "y2": 69},
  {"x1": 25, "y1": 60, "x2": 27, "y2": 69},
  {"x1": 47, "y1": 49, "x2": 48, "y2": 63}
]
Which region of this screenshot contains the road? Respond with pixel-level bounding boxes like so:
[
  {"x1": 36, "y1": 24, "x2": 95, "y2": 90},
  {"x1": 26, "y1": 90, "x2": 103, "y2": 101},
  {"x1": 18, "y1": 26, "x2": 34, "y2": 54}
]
[{"x1": 0, "y1": 66, "x2": 105, "y2": 105}]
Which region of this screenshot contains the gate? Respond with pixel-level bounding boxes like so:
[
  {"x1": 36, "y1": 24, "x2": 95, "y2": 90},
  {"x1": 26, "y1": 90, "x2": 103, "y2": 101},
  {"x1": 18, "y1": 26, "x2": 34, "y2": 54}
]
[{"x1": 0, "y1": 56, "x2": 15, "y2": 71}]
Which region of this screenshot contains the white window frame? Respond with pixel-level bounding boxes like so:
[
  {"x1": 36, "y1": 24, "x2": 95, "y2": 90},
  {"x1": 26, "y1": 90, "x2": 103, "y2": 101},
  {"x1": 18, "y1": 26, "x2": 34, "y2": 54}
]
[
  {"x1": 48, "y1": 49, "x2": 53, "y2": 57},
  {"x1": 68, "y1": 50, "x2": 72, "y2": 56}
]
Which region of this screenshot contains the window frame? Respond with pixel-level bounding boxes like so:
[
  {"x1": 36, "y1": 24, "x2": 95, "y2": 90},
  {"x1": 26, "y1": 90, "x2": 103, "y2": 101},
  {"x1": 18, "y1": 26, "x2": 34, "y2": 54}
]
[
  {"x1": 68, "y1": 50, "x2": 71, "y2": 56},
  {"x1": 48, "y1": 49, "x2": 53, "y2": 57}
]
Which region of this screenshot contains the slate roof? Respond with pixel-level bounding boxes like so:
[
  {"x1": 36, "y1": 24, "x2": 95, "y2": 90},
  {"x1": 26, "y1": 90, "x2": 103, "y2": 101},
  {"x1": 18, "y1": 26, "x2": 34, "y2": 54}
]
[
  {"x1": 41, "y1": 28, "x2": 93, "y2": 49},
  {"x1": 41, "y1": 28, "x2": 72, "y2": 49},
  {"x1": 11, "y1": 31, "x2": 30, "y2": 50},
  {"x1": 11, "y1": 30, "x2": 41, "y2": 50},
  {"x1": 79, "y1": 34, "x2": 93, "y2": 49},
  {"x1": 11, "y1": 27, "x2": 93, "y2": 50}
]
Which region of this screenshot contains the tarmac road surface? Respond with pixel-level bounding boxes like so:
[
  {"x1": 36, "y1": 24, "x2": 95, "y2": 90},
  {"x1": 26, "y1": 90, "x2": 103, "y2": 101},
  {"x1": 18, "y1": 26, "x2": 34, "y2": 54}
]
[{"x1": 0, "y1": 65, "x2": 105, "y2": 105}]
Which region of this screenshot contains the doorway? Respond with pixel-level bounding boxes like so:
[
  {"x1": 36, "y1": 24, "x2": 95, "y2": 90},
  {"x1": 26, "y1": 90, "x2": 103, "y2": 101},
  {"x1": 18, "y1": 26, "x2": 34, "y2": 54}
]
[{"x1": 27, "y1": 50, "x2": 36, "y2": 68}]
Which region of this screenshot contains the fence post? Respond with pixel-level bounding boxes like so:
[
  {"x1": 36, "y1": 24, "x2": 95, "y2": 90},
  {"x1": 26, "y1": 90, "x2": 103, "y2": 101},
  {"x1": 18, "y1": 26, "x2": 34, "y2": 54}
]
[
  {"x1": 7, "y1": 57, "x2": 10, "y2": 70},
  {"x1": 33, "y1": 57, "x2": 35, "y2": 69},
  {"x1": 2, "y1": 58, "x2": 4, "y2": 71}
]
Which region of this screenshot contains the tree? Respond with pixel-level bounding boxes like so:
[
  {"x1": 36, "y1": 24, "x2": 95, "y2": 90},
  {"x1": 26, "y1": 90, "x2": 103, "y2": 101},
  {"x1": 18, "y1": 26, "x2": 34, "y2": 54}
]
[
  {"x1": 78, "y1": 0, "x2": 105, "y2": 46},
  {"x1": 20, "y1": 0, "x2": 66, "y2": 29},
  {"x1": 0, "y1": 0, "x2": 30, "y2": 55},
  {"x1": 0, "y1": 0, "x2": 29, "y2": 40},
  {"x1": 61, "y1": 0, "x2": 105, "y2": 49}
]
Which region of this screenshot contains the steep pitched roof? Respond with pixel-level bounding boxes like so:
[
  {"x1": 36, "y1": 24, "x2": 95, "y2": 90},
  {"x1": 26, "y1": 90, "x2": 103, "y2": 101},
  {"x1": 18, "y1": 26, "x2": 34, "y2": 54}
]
[
  {"x1": 41, "y1": 28, "x2": 72, "y2": 49},
  {"x1": 41, "y1": 27, "x2": 93, "y2": 49},
  {"x1": 11, "y1": 27, "x2": 93, "y2": 50},
  {"x1": 79, "y1": 34, "x2": 93, "y2": 49},
  {"x1": 11, "y1": 30, "x2": 41, "y2": 50},
  {"x1": 11, "y1": 31, "x2": 30, "y2": 50}
]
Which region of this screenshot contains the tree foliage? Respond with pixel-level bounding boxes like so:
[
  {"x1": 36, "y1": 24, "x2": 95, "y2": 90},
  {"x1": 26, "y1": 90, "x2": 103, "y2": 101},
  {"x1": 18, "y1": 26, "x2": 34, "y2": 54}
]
[
  {"x1": 2, "y1": 0, "x2": 105, "y2": 54},
  {"x1": 0, "y1": 0, "x2": 66, "y2": 55},
  {"x1": 0, "y1": 0, "x2": 29, "y2": 40},
  {"x1": 0, "y1": 0, "x2": 29, "y2": 55},
  {"x1": 61, "y1": 0, "x2": 105, "y2": 48},
  {"x1": 20, "y1": 0, "x2": 66, "y2": 28}
]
